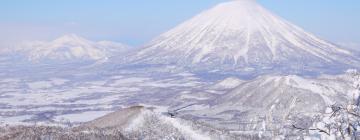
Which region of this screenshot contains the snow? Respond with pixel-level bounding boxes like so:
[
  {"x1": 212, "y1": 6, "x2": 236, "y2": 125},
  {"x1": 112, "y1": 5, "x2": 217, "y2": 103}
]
[
  {"x1": 125, "y1": 107, "x2": 212, "y2": 140},
  {"x1": 27, "y1": 81, "x2": 53, "y2": 89},
  {"x1": 54, "y1": 111, "x2": 113, "y2": 123},
  {"x1": 12, "y1": 34, "x2": 129, "y2": 62},
  {"x1": 286, "y1": 76, "x2": 323, "y2": 93},
  {"x1": 213, "y1": 77, "x2": 244, "y2": 89},
  {"x1": 50, "y1": 78, "x2": 69, "y2": 86},
  {"x1": 109, "y1": 77, "x2": 150, "y2": 86},
  {"x1": 162, "y1": 117, "x2": 211, "y2": 140},
  {"x1": 124, "y1": 110, "x2": 148, "y2": 131},
  {"x1": 180, "y1": 94, "x2": 209, "y2": 100},
  {"x1": 286, "y1": 75, "x2": 336, "y2": 104},
  {"x1": 128, "y1": 0, "x2": 359, "y2": 76},
  {"x1": 0, "y1": 115, "x2": 33, "y2": 124}
]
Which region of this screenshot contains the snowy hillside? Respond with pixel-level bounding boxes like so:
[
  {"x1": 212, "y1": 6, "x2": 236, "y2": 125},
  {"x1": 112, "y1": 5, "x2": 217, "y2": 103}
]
[
  {"x1": 175, "y1": 72, "x2": 358, "y2": 137},
  {"x1": 128, "y1": 0, "x2": 360, "y2": 76},
  {"x1": 82, "y1": 106, "x2": 146, "y2": 129},
  {"x1": 81, "y1": 106, "x2": 236, "y2": 140},
  {"x1": 211, "y1": 77, "x2": 244, "y2": 89},
  {"x1": 11, "y1": 34, "x2": 129, "y2": 63},
  {"x1": 0, "y1": 106, "x2": 239, "y2": 140}
]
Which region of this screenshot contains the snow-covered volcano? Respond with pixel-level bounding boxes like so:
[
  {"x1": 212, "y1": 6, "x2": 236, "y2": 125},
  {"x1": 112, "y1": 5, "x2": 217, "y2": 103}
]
[
  {"x1": 129, "y1": 0, "x2": 360, "y2": 75},
  {"x1": 12, "y1": 34, "x2": 129, "y2": 63}
]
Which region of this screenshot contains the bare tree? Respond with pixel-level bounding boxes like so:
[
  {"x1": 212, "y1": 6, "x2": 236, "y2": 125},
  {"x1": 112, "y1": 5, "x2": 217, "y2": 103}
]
[{"x1": 293, "y1": 70, "x2": 360, "y2": 139}]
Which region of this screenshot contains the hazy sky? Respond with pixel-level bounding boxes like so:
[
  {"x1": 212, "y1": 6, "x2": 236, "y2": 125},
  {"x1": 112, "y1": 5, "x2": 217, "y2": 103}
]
[{"x1": 0, "y1": 0, "x2": 359, "y2": 48}]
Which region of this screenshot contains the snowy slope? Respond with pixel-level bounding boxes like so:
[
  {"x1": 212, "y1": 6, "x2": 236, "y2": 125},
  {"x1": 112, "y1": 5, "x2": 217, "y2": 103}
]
[
  {"x1": 81, "y1": 106, "x2": 232, "y2": 140},
  {"x1": 128, "y1": 0, "x2": 360, "y2": 75},
  {"x1": 213, "y1": 75, "x2": 350, "y2": 109},
  {"x1": 12, "y1": 34, "x2": 129, "y2": 63},
  {"x1": 180, "y1": 72, "x2": 357, "y2": 132},
  {"x1": 82, "y1": 106, "x2": 145, "y2": 129},
  {"x1": 212, "y1": 77, "x2": 244, "y2": 89}
]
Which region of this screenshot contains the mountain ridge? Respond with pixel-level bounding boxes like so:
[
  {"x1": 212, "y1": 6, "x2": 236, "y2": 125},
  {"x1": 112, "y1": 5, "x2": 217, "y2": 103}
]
[{"x1": 7, "y1": 34, "x2": 130, "y2": 63}]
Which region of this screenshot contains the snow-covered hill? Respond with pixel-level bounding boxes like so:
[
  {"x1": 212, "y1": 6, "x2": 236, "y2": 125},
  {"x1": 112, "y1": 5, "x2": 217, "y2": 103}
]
[
  {"x1": 211, "y1": 77, "x2": 244, "y2": 89},
  {"x1": 214, "y1": 75, "x2": 351, "y2": 107},
  {"x1": 177, "y1": 72, "x2": 358, "y2": 134},
  {"x1": 81, "y1": 106, "x2": 235, "y2": 140},
  {"x1": 127, "y1": 0, "x2": 360, "y2": 76},
  {"x1": 82, "y1": 106, "x2": 145, "y2": 129},
  {"x1": 11, "y1": 34, "x2": 129, "y2": 63}
]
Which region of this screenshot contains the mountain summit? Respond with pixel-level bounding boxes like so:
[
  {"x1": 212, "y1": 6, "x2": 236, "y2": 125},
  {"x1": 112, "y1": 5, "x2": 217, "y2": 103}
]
[
  {"x1": 14, "y1": 34, "x2": 129, "y2": 63},
  {"x1": 129, "y1": 0, "x2": 360, "y2": 76}
]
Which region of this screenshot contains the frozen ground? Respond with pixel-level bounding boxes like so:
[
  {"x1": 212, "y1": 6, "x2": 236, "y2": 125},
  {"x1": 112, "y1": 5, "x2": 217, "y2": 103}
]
[
  {"x1": 1, "y1": 64, "x2": 357, "y2": 138},
  {"x1": 0, "y1": 65, "x2": 219, "y2": 125}
]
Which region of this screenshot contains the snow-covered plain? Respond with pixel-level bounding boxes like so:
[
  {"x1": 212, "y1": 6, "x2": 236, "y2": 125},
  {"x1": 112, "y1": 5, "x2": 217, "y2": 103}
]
[{"x1": 0, "y1": 67, "x2": 212, "y2": 124}]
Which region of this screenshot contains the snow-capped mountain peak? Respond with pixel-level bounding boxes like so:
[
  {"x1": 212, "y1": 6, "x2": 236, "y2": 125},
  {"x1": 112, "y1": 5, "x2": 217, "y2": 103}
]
[
  {"x1": 52, "y1": 34, "x2": 92, "y2": 45},
  {"x1": 128, "y1": 0, "x2": 360, "y2": 76},
  {"x1": 13, "y1": 34, "x2": 130, "y2": 63}
]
